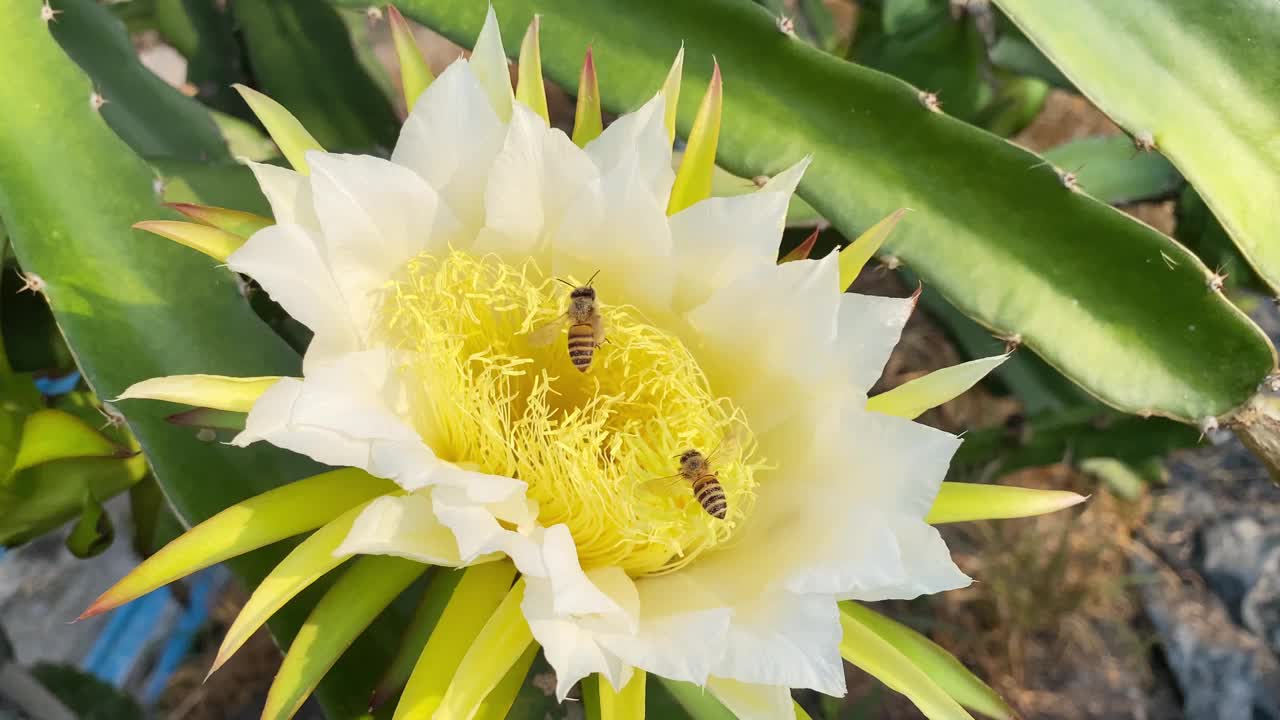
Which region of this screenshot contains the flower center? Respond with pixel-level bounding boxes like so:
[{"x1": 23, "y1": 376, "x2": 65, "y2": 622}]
[{"x1": 379, "y1": 251, "x2": 760, "y2": 576}]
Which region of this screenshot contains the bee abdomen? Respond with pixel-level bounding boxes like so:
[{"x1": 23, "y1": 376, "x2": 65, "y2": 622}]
[
  {"x1": 567, "y1": 322, "x2": 596, "y2": 372},
  {"x1": 693, "y1": 475, "x2": 728, "y2": 520}
]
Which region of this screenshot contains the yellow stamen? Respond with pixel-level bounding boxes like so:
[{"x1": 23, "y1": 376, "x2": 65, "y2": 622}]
[
  {"x1": 388, "y1": 4, "x2": 434, "y2": 110},
  {"x1": 668, "y1": 61, "x2": 722, "y2": 215},
  {"x1": 572, "y1": 47, "x2": 603, "y2": 147},
  {"x1": 232, "y1": 84, "x2": 323, "y2": 175},
  {"x1": 516, "y1": 15, "x2": 549, "y2": 123},
  {"x1": 382, "y1": 251, "x2": 760, "y2": 575}
]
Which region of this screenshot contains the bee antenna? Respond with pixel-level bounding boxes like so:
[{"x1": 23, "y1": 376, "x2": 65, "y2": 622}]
[
  {"x1": 586, "y1": 269, "x2": 601, "y2": 287},
  {"x1": 555, "y1": 277, "x2": 576, "y2": 289}
]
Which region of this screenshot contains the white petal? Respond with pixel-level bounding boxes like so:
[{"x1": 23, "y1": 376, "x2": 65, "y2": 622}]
[
  {"x1": 431, "y1": 484, "x2": 542, "y2": 569},
  {"x1": 233, "y1": 375, "x2": 372, "y2": 467},
  {"x1": 392, "y1": 60, "x2": 505, "y2": 236},
  {"x1": 552, "y1": 145, "x2": 674, "y2": 314},
  {"x1": 846, "y1": 520, "x2": 971, "y2": 601},
  {"x1": 522, "y1": 576, "x2": 630, "y2": 700},
  {"x1": 838, "y1": 292, "x2": 916, "y2": 393},
  {"x1": 469, "y1": 5, "x2": 514, "y2": 121},
  {"x1": 660, "y1": 398, "x2": 965, "y2": 606},
  {"x1": 248, "y1": 162, "x2": 317, "y2": 229},
  {"x1": 599, "y1": 573, "x2": 732, "y2": 685},
  {"x1": 706, "y1": 678, "x2": 793, "y2": 720},
  {"x1": 669, "y1": 157, "x2": 811, "y2": 312},
  {"x1": 232, "y1": 349, "x2": 507, "y2": 495},
  {"x1": 838, "y1": 404, "x2": 958, "y2": 515},
  {"x1": 686, "y1": 253, "x2": 841, "y2": 432},
  {"x1": 783, "y1": 405, "x2": 968, "y2": 598},
  {"x1": 306, "y1": 152, "x2": 462, "y2": 335},
  {"x1": 334, "y1": 491, "x2": 465, "y2": 565},
  {"x1": 777, "y1": 509, "x2": 906, "y2": 598},
  {"x1": 584, "y1": 93, "x2": 674, "y2": 202},
  {"x1": 226, "y1": 223, "x2": 358, "y2": 359},
  {"x1": 540, "y1": 526, "x2": 639, "y2": 622},
  {"x1": 523, "y1": 532, "x2": 753, "y2": 699},
  {"x1": 477, "y1": 104, "x2": 597, "y2": 259},
  {"x1": 712, "y1": 591, "x2": 845, "y2": 695}
]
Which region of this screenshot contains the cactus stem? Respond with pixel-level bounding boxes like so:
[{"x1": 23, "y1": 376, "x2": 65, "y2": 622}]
[
  {"x1": 878, "y1": 255, "x2": 902, "y2": 271},
  {"x1": 776, "y1": 15, "x2": 796, "y2": 37},
  {"x1": 364, "y1": 6, "x2": 383, "y2": 21},
  {"x1": 1229, "y1": 395, "x2": 1280, "y2": 485},
  {"x1": 40, "y1": 1, "x2": 61, "y2": 23},
  {"x1": 918, "y1": 91, "x2": 942, "y2": 113},
  {"x1": 89, "y1": 91, "x2": 107, "y2": 111},
  {"x1": 1133, "y1": 131, "x2": 1156, "y2": 152}
]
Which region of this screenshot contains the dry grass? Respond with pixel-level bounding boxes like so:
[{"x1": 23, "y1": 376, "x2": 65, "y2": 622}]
[{"x1": 928, "y1": 466, "x2": 1175, "y2": 720}]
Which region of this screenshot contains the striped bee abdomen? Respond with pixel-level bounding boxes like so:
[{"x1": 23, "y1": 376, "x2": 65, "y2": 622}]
[
  {"x1": 567, "y1": 322, "x2": 596, "y2": 371},
  {"x1": 692, "y1": 474, "x2": 728, "y2": 519}
]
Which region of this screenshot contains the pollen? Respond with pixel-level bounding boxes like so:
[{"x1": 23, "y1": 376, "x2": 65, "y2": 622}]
[{"x1": 378, "y1": 251, "x2": 761, "y2": 576}]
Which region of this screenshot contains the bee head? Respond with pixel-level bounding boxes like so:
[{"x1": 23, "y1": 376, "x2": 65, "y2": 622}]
[
  {"x1": 570, "y1": 285, "x2": 596, "y2": 301},
  {"x1": 678, "y1": 449, "x2": 703, "y2": 468}
]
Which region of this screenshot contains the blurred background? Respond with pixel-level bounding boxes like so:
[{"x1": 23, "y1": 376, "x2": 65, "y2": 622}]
[{"x1": 2, "y1": 1, "x2": 1278, "y2": 718}]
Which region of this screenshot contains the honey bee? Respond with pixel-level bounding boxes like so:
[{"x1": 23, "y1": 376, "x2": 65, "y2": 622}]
[
  {"x1": 646, "y1": 428, "x2": 744, "y2": 520},
  {"x1": 528, "y1": 271, "x2": 604, "y2": 372}
]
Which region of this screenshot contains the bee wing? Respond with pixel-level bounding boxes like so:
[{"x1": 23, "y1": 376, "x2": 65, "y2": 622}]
[
  {"x1": 642, "y1": 473, "x2": 684, "y2": 493},
  {"x1": 526, "y1": 312, "x2": 569, "y2": 347},
  {"x1": 706, "y1": 424, "x2": 748, "y2": 466},
  {"x1": 591, "y1": 313, "x2": 606, "y2": 346}
]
